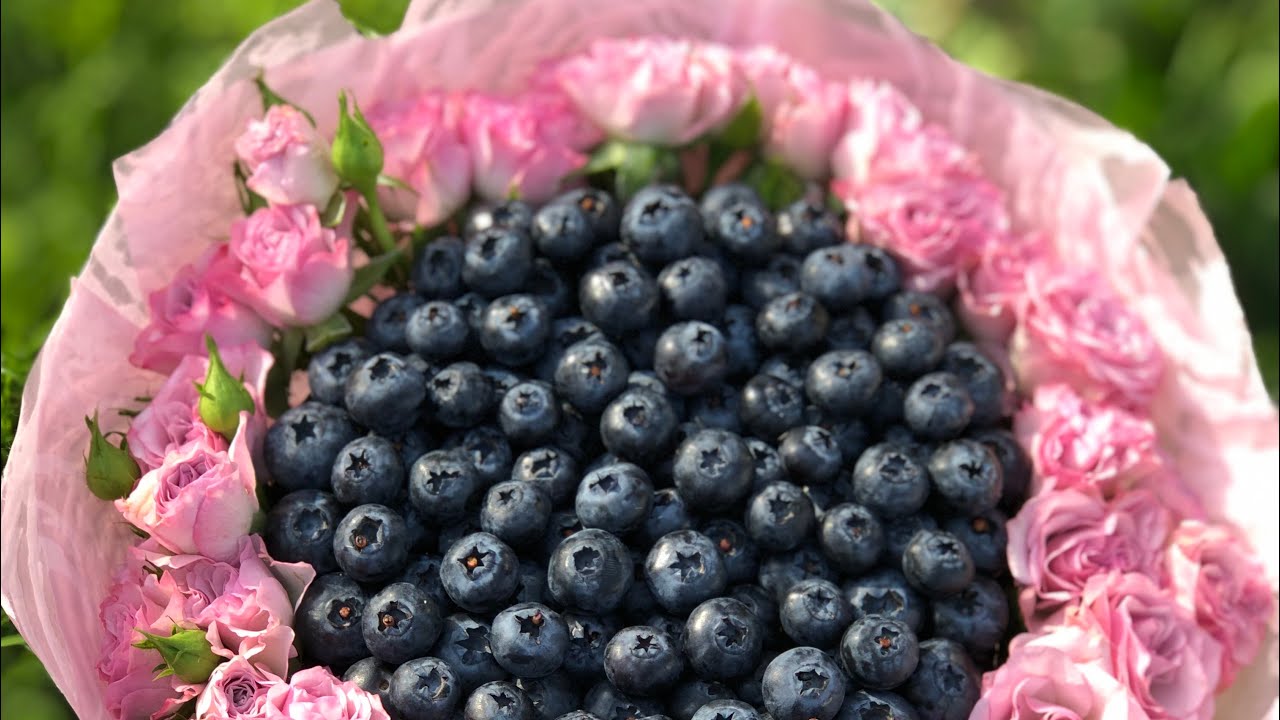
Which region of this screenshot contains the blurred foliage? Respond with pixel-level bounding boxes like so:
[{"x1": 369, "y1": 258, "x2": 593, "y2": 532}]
[{"x1": 0, "y1": 0, "x2": 1275, "y2": 713}]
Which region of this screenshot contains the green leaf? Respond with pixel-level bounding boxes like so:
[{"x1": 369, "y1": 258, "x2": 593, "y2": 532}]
[
  {"x1": 264, "y1": 328, "x2": 304, "y2": 418},
  {"x1": 712, "y1": 96, "x2": 764, "y2": 150},
  {"x1": 583, "y1": 141, "x2": 680, "y2": 200},
  {"x1": 343, "y1": 249, "x2": 403, "y2": 304},
  {"x1": 376, "y1": 173, "x2": 416, "y2": 193},
  {"x1": 1, "y1": 634, "x2": 27, "y2": 648},
  {"x1": 304, "y1": 313, "x2": 354, "y2": 353},
  {"x1": 319, "y1": 191, "x2": 348, "y2": 228},
  {"x1": 581, "y1": 140, "x2": 634, "y2": 175},
  {"x1": 337, "y1": 0, "x2": 411, "y2": 36},
  {"x1": 744, "y1": 159, "x2": 806, "y2": 210}
]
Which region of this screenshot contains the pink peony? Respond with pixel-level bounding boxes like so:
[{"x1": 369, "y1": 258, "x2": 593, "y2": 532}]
[
  {"x1": 225, "y1": 204, "x2": 353, "y2": 327},
  {"x1": 1066, "y1": 572, "x2": 1222, "y2": 720},
  {"x1": 737, "y1": 46, "x2": 848, "y2": 179},
  {"x1": 365, "y1": 91, "x2": 472, "y2": 226},
  {"x1": 1007, "y1": 488, "x2": 1169, "y2": 628},
  {"x1": 973, "y1": 626, "x2": 1150, "y2": 720},
  {"x1": 551, "y1": 37, "x2": 746, "y2": 145},
  {"x1": 234, "y1": 104, "x2": 338, "y2": 208},
  {"x1": 1010, "y1": 267, "x2": 1164, "y2": 411},
  {"x1": 461, "y1": 91, "x2": 596, "y2": 203},
  {"x1": 195, "y1": 655, "x2": 283, "y2": 719},
  {"x1": 130, "y1": 248, "x2": 274, "y2": 374},
  {"x1": 1166, "y1": 520, "x2": 1277, "y2": 688},
  {"x1": 956, "y1": 232, "x2": 1049, "y2": 346},
  {"x1": 264, "y1": 666, "x2": 390, "y2": 720}
]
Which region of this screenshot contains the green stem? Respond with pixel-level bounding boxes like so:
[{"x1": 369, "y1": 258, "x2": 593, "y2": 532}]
[{"x1": 363, "y1": 191, "x2": 396, "y2": 255}]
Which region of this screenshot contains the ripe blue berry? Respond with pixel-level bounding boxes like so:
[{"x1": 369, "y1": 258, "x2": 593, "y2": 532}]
[
  {"x1": 407, "y1": 300, "x2": 472, "y2": 361},
  {"x1": 746, "y1": 482, "x2": 816, "y2": 553},
  {"x1": 901, "y1": 639, "x2": 980, "y2": 720},
  {"x1": 390, "y1": 656, "x2": 462, "y2": 720},
  {"x1": 334, "y1": 503, "x2": 410, "y2": 583},
  {"x1": 464, "y1": 681, "x2": 535, "y2": 720},
  {"x1": 413, "y1": 236, "x2": 466, "y2": 299},
  {"x1": 928, "y1": 440, "x2": 1002, "y2": 514},
  {"x1": 902, "y1": 529, "x2": 976, "y2": 598},
  {"x1": 903, "y1": 372, "x2": 974, "y2": 440},
  {"x1": 756, "y1": 292, "x2": 829, "y2": 352},
  {"x1": 761, "y1": 646, "x2": 846, "y2": 720},
  {"x1": 604, "y1": 625, "x2": 685, "y2": 695},
  {"x1": 490, "y1": 602, "x2": 570, "y2": 678},
  {"x1": 840, "y1": 616, "x2": 919, "y2": 690},
  {"x1": 265, "y1": 401, "x2": 360, "y2": 491},
  {"x1": 265, "y1": 489, "x2": 342, "y2": 573},
  {"x1": 332, "y1": 435, "x2": 404, "y2": 506},
  {"x1": 659, "y1": 256, "x2": 728, "y2": 321},
  {"x1": 579, "y1": 261, "x2": 660, "y2": 337},
  {"x1": 481, "y1": 480, "x2": 552, "y2": 546},
  {"x1": 576, "y1": 462, "x2": 654, "y2": 535},
  {"x1": 819, "y1": 503, "x2": 884, "y2": 575},
  {"x1": 622, "y1": 185, "x2": 704, "y2": 266},
  {"x1": 482, "y1": 294, "x2": 552, "y2": 367},
  {"x1": 464, "y1": 226, "x2": 534, "y2": 297},
  {"x1": 440, "y1": 532, "x2": 520, "y2": 613},
  {"x1": 295, "y1": 572, "x2": 368, "y2": 667},
  {"x1": 362, "y1": 582, "x2": 443, "y2": 665},
  {"x1": 852, "y1": 443, "x2": 930, "y2": 519},
  {"x1": 684, "y1": 596, "x2": 765, "y2": 680},
  {"x1": 645, "y1": 530, "x2": 729, "y2": 614},
  {"x1": 547, "y1": 529, "x2": 633, "y2": 614},
  {"x1": 308, "y1": 338, "x2": 372, "y2": 405},
  {"x1": 431, "y1": 614, "x2": 506, "y2": 693}
]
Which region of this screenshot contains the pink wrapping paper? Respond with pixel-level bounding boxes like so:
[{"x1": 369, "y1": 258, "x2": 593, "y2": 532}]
[{"x1": 1, "y1": 1, "x2": 1275, "y2": 718}]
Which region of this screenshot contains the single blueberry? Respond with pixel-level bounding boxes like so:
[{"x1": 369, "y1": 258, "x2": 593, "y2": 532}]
[
  {"x1": 739, "y1": 374, "x2": 806, "y2": 440},
  {"x1": 554, "y1": 339, "x2": 631, "y2": 414},
  {"x1": 756, "y1": 292, "x2": 830, "y2": 353},
  {"x1": 344, "y1": 353, "x2": 426, "y2": 435},
  {"x1": 852, "y1": 443, "x2": 931, "y2": 519},
  {"x1": 481, "y1": 294, "x2": 552, "y2": 367},
  {"x1": 406, "y1": 300, "x2": 472, "y2": 361},
  {"x1": 547, "y1": 528, "x2": 634, "y2": 614},
  {"x1": 579, "y1": 261, "x2": 660, "y2": 337},
  {"x1": 840, "y1": 616, "x2": 919, "y2": 690},
  {"x1": 653, "y1": 321, "x2": 729, "y2": 397},
  {"x1": 942, "y1": 509, "x2": 1008, "y2": 575},
  {"x1": 604, "y1": 625, "x2": 685, "y2": 696},
  {"x1": 265, "y1": 401, "x2": 360, "y2": 491},
  {"x1": 481, "y1": 480, "x2": 553, "y2": 546},
  {"x1": 871, "y1": 320, "x2": 945, "y2": 379},
  {"x1": 464, "y1": 680, "x2": 536, "y2": 720},
  {"x1": 658, "y1": 256, "x2": 728, "y2": 321},
  {"x1": 362, "y1": 582, "x2": 443, "y2": 665},
  {"x1": 295, "y1": 572, "x2": 369, "y2": 667},
  {"x1": 901, "y1": 639, "x2": 980, "y2": 720},
  {"x1": 533, "y1": 201, "x2": 596, "y2": 263},
  {"x1": 684, "y1": 596, "x2": 765, "y2": 680},
  {"x1": 927, "y1": 439, "x2": 1002, "y2": 514},
  {"x1": 805, "y1": 349, "x2": 882, "y2": 418},
  {"x1": 389, "y1": 656, "x2": 462, "y2": 720},
  {"x1": 779, "y1": 579, "x2": 851, "y2": 650},
  {"x1": 673, "y1": 429, "x2": 755, "y2": 507},
  {"x1": 700, "y1": 519, "x2": 760, "y2": 586},
  {"x1": 308, "y1": 338, "x2": 372, "y2": 405},
  {"x1": 777, "y1": 426, "x2": 842, "y2": 485},
  {"x1": 622, "y1": 185, "x2": 704, "y2": 266},
  {"x1": 746, "y1": 482, "x2": 817, "y2": 553},
  {"x1": 777, "y1": 198, "x2": 842, "y2": 256},
  {"x1": 576, "y1": 462, "x2": 655, "y2": 535},
  {"x1": 440, "y1": 531, "x2": 520, "y2": 613},
  {"x1": 819, "y1": 503, "x2": 884, "y2": 576},
  {"x1": 431, "y1": 613, "x2": 507, "y2": 693},
  {"x1": 264, "y1": 489, "x2": 342, "y2": 573},
  {"x1": 331, "y1": 435, "x2": 404, "y2": 506},
  {"x1": 428, "y1": 361, "x2": 495, "y2": 428},
  {"x1": 558, "y1": 187, "x2": 621, "y2": 242},
  {"x1": 517, "y1": 673, "x2": 581, "y2": 720},
  {"x1": 397, "y1": 554, "x2": 454, "y2": 613},
  {"x1": 838, "y1": 690, "x2": 920, "y2": 720},
  {"x1": 562, "y1": 612, "x2": 621, "y2": 682},
  {"x1": 463, "y1": 226, "x2": 534, "y2": 297},
  {"x1": 490, "y1": 602, "x2": 570, "y2": 678},
  {"x1": 931, "y1": 576, "x2": 1010, "y2": 662},
  {"x1": 600, "y1": 387, "x2": 679, "y2": 464},
  {"x1": 640, "y1": 488, "x2": 695, "y2": 546},
  {"x1": 512, "y1": 446, "x2": 579, "y2": 505},
  {"x1": 452, "y1": 424, "x2": 514, "y2": 488},
  {"x1": 761, "y1": 646, "x2": 846, "y2": 720},
  {"x1": 369, "y1": 293, "x2": 426, "y2": 352},
  {"x1": 413, "y1": 236, "x2": 466, "y2": 299},
  {"x1": 344, "y1": 657, "x2": 395, "y2": 708},
  {"x1": 903, "y1": 372, "x2": 974, "y2": 440},
  {"x1": 527, "y1": 259, "x2": 573, "y2": 318},
  {"x1": 710, "y1": 199, "x2": 779, "y2": 264},
  {"x1": 645, "y1": 530, "x2": 729, "y2": 615},
  {"x1": 902, "y1": 529, "x2": 975, "y2": 598},
  {"x1": 333, "y1": 504, "x2": 410, "y2": 583},
  {"x1": 500, "y1": 381, "x2": 562, "y2": 447},
  {"x1": 409, "y1": 449, "x2": 480, "y2": 521}
]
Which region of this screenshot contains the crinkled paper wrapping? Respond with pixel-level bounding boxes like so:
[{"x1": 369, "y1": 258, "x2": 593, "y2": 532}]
[{"x1": 2, "y1": 1, "x2": 1275, "y2": 717}]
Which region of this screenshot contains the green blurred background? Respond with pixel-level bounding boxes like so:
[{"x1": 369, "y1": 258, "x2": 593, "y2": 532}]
[{"x1": 0, "y1": 0, "x2": 1275, "y2": 715}]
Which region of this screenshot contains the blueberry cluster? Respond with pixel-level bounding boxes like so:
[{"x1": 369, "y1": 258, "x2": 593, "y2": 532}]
[{"x1": 264, "y1": 183, "x2": 1029, "y2": 720}]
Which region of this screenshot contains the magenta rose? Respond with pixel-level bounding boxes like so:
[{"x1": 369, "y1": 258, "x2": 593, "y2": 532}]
[
  {"x1": 130, "y1": 247, "x2": 274, "y2": 374},
  {"x1": 738, "y1": 46, "x2": 847, "y2": 179},
  {"x1": 264, "y1": 666, "x2": 390, "y2": 720},
  {"x1": 1010, "y1": 267, "x2": 1164, "y2": 411},
  {"x1": 196, "y1": 656, "x2": 283, "y2": 719},
  {"x1": 1007, "y1": 488, "x2": 1170, "y2": 628},
  {"x1": 365, "y1": 92, "x2": 472, "y2": 226},
  {"x1": 957, "y1": 232, "x2": 1050, "y2": 346},
  {"x1": 1067, "y1": 572, "x2": 1222, "y2": 720},
  {"x1": 973, "y1": 626, "x2": 1150, "y2": 720},
  {"x1": 225, "y1": 204, "x2": 353, "y2": 327},
  {"x1": 1166, "y1": 520, "x2": 1277, "y2": 688},
  {"x1": 234, "y1": 104, "x2": 338, "y2": 208},
  {"x1": 551, "y1": 37, "x2": 746, "y2": 145}
]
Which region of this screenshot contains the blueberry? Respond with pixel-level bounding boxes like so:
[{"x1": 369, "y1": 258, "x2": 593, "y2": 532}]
[
  {"x1": 512, "y1": 446, "x2": 578, "y2": 505},
  {"x1": 413, "y1": 236, "x2": 466, "y2": 299},
  {"x1": 903, "y1": 373, "x2": 973, "y2": 440},
  {"x1": 600, "y1": 387, "x2": 679, "y2": 464},
  {"x1": 295, "y1": 573, "x2": 368, "y2": 667},
  {"x1": 757, "y1": 545, "x2": 835, "y2": 602},
  {"x1": 528, "y1": 259, "x2": 574, "y2": 318},
  {"x1": 881, "y1": 515, "x2": 939, "y2": 569},
  {"x1": 498, "y1": 381, "x2": 561, "y2": 447},
  {"x1": 482, "y1": 295, "x2": 552, "y2": 367},
  {"x1": 369, "y1": 293, "x2": 426, "y2": 352},
  {"x1": 688, "y1": 385, "x2": 742, "y2": 432},
  {"x1": 576, "y1": 462, "x2": 654, "y2": 535},
  {"x1": 930, "y1": 576, "x2": 1009, "y2": 661},
  {"x1": 518, "y1": 674, "x2": 581, "y2": 720},
  {"x1": 344, "y1": 657, "x2": 395, "y2": 708},
  {"x1": 881, "y1": 292, "x2": 956, "y2": 345},
  {"x1": 428, "y1": 361, "x2": 495, "y2": 428},
  {"x1": 939, "y1": 343, "x2": 1005, "y2": 427},
  {"x1": 711, "y1": 199, "x2": 779, "y2": 264},
  {"x1": 742, "y1": 254, "x2": 802, "y2": 309},
  {"x1": 589, "y1": 241, "x2": 643, "y2": 270},
  {"x1": 762, "y1": 646, "x2": 846, "y2": 720},
  {"x1": 604, "y1": 625, "x2": 685, "y2": 696},
  {"x1": 562, "y1": 612, "x2": 620, "y2": 682},
  {"x1": 671, "y1": 680, "x2": 738, "y2": 720},
  {"x1": 465, "y1": 681, "x2": 535, "y2": 720},
  {"x1": 776, "y1": 199, "x2": 841, "y2": 255},
  {"x1": 685, "y1": 597, "x2": 765, "y2": 679},
  {"x1": 659, "y1": 256, "x2": 729, "y2": 321},
  {"x1": 554, "y1": 339, "x2": 630, "y2": 414},
  {"x1": 734, "y1": 651, "x2": 777, "y2": 710},
  {"x1": 622, "y1": 185, "x2": 703, "y2": 266},
  {"x1": 331, "y1": 435, "x2": 404, "y2": 506},
  {"x1": 777, "y1": 426, "x2": 842, "y2": 485},
  {"x1": 265, "y1": 401, "x2": 360, "y2": 491},
  {"x1": 779, "y1": 579, "x2": 850, "y2": 649},
  {"x1": 819, "y1": 503, "x2": 884, "y2": 575},
  {"x1": 756, "y1": 292, "x2": 829, "y2": 352},
  {"x1": 701, "y1": 519, "x2": 760, "y2": 585},
  {"x1": 390, "y1": 656, "x2": 462, "y2": 720},
  {"x1": 760, "y1": 355, "x2": 806, "y2": 389},
  {"x1": 308, "y1": 338, "x2": 372, "y2": 405},
  {"x1": 432, "y1": 614, "x2": 506, "y2": 693},
  {"x1": 467, "y1": 200, "x2": 534, "y2": 235},
  {"x1": 720, "y1": 304, "x2": 761, "y2": 378},
  {"x1": 838, "y1": 690, "x2": 920, "y2": 720},
  {"x1": 840, "y1": 616, "x2": 919, "y2": 690},
  {"x1": 745, "y1": 439, "x2": 786, "y2": 487},
  {"x1": 334, "y1": 504, "x2": 410, "y2": 583},
  {"x1": 927, "y1": 440, "x2": 1002, "y2": 514},
  {"x1": 746, "y1": 482, "x2": 817, "y2": 553},
  {"x1": 700, "y1": 183, "x2": 762, "y2": 228},
  {"x1": 464, "y1": 226, "x2": 534, "y2": 297},
  {"x1": 453, "y1": 424, "x2": 514, "y2": 488},
  {"x1": 559, "y1": 188, "x2": 621, "y2": 242},
  {"x1": 942, "y1": 510, "x2": 1008, "y2": 575},
  {"x1": 481, "y1": 480, "x2": 552, "y2": 546},
  {"x1": 641, "y1": 488, "x2": 695, "y2": 545},
  {"x1": 727, "y1": 584, "x2": 780, "y2": 649},
  {"x1": 671, "y1": 428, "x2": 754, "y2": 507},
  {"x1": 799, "y1": 245, "x2": 873, "y2": 307},
  {"x1": 489, "y1": 602, "x2": 569, "y2": 678},
  {"x1": 739, "y1": 374, "x2": 806, "y2": 440},
  {"x1": 850, "y1": 245, "x2": 901, "y2": 301},
  {"x1": 645, "y1": 530, "x2": 729, "y2": 614},
  {"x1": 971, "y1": 428, "x2": 1030, "y2": 510},
  {"x1": 543, "y1": 510, "x2": 585, "y2": 558},
  {"x1": 826, "y1": 308, "x2": 877, "y2": 351},
  {"x1": 805, "y1": 349, "x2": 881, "y2": 418},
  {"x1": 580, "y1": 261, "x2": 660, "y2": 337},
  {"x1": 536, "y1": 317, "x2": 605, "y2": 378},
  {"x1": 533, "y1": 201, "x2": 596, "y2": 263},
  {"x1": 902, "y1": 530, "x2": 975, "y2": 598},
  {"x1": 455, "y1": 291, "x2": 489, "y2": 332},
  {"x1": 547, "y1": 529, "x2": 634, "y2": 614},
  {"x1": 264, "y1": 489, "x2": 342, "y2": 573},
  {"x1": 867, "y1": 378, "x2": 906, "y2": 430},
  {"x1": 901, "y1": 639, "x2": 979, "y2": 720},
  {"x1": 584, "y1": 681, "x2": 666, "y2": 720},
  {"x1": 691, "y1": 700, "x2": 763, "y2": 720},
  {"x1": 851, "y1": 443, "x2": 930, "y2": 519},
  {"x1": 409, "y1": 449, "x2": 480, "y2": 521},
  {"x1": 362, "y1": 582, "x2": 443, "y2": 665},
  {"x1": 405, "y1": 300, "x2": 471, "y2": 361},
  {"x1": 398, "y1": 554, "x2": 453, "y2": 613},
  {"x1": 343, "y1": 353, "x2": 426, "y2": 435},
  {"x1": 871, "y1": 320, "x2": 945, "y2": 379},
  {"x1": 440, "y1": 532, "x2": 520, "y2": 612},
  {"x1": 651, "y1": 321, "x2": 728, "y2": 397}
]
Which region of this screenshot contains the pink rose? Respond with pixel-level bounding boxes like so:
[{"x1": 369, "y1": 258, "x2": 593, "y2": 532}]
[
  {"x1": 1007, "y1": 488, "x2": 1169, "y2": 628},
  {"x1": 461, "y1": 91, "x2": 596, "y2": 203},
  {"x1": 234, "y1": 105, "x2": 338, "y2": 208},
  {"x1": 1013, "y1": 383, "x2": 1163, "y2": 498},
  {"x1": 552, "y1": 37, "x2": 746, "y2": 144},
  {"x1": 1166, "y1": 520, "x2": 1277, "y2": 688},
  {"x1": 264, "y1": 666, "x2": 390, "y2": 720},
  {"x1": 365, "y1": 92, "x2": 472, "y2": 226},
  {"x1": 196, "y1": 656, "x2": 283, "y2": 719},
  {"x1": 973, "y1": 626, "x2": 1150, "y2": 720},
  {"x1": 128, "y1": 344, "x2": 272, "y2": 471},
  {"x1": 1066, "y1": 572, "x2": 1222, "y2": 720},
  {"x1": 956, "y1": 233, "x2": 1050, "y2": 346},
  {"x1": 130, "y1": 248, "x2": 274, "y2": 374},
  {"x1": 738, "y1": 46, "x2": 847, "y2": 179},
  {"x1": 225, "y1": 204, "x2": 353, "y2": 327},
  {"x1": 116, "y1": 418, "x2": 258, "y2": 562},
  {"x1": 1010, "y1": 267, "x2": 1164, "y2": 411}
]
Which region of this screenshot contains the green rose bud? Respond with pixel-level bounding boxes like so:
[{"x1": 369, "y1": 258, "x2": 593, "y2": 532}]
[
  {"x1": 331, "y1": 91, "x2": 383, "y2": 195},
  {"x1": 132, "y1": 625, "x2": 223, "y2": 684},
  {"x1": 196, "y1": 336, "x2": 255, "y2": 438},
  {"x1": 84, "y1": 411, "x2": 140, "y2": 500}
]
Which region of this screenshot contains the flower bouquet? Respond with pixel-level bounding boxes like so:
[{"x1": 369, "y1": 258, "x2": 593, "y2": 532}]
[{"x1": 2, "y1": 1, "x2": 1277, "y2": 719}]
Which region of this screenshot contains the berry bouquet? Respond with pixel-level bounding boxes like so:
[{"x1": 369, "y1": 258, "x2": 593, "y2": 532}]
[{"x1": 3, "y1": 1, "x2": 1277, "y2": 719}]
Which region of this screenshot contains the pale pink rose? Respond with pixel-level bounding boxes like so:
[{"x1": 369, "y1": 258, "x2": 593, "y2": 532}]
[
  {"x1": 127, "y1": 344, "x2": 272, "y2": 471},
  {"x1": 196, "y1": 656, "x2": 283, "y2": 719},
  {"x1": 1066, "y1": 572, "x2": 1222, "y2": 720},
  {"x1": 1013, "y1": 383, "x2": 1163, "y2": 498},
  {"x1": 737, "y1": 46, "x2": 847, "y2": 179},
  {"x1": 130, "y1": 248, "x2": 274, "y2": 374},
  {"x1": 1010, "y1": 267, "x2": 1164, "y2": 411},
  {"x1": 264, "y1": 666, "x2": 390, "y2": 720},
  {"x1": 116, "y1": 416, "x2": 258, "y2": 563},
  {"x1": 234, "y1": 104, "x2": 338, "y2": 208},
  {"x1": 956, "y1": 233, "x2": 1050, "y2": 345},
  {"x1": 365, "y1": 92, "x2": 472, "y2": 226},
  {"x1": 461, "y1": 91, "x2": 595, "y2": 203},
  {"x1": 1166, "y1": 520, "x2": 1277, "y2": 688},
  {"x1": 973, "y1": 626, "x2": 1150, "y2": 720},
  {"x1": 551, "y1": 37, "x2": 746, "y2": 145},
  {"x1": 1007, "y1": 488, "x2": 1169, "y2": 628}
]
